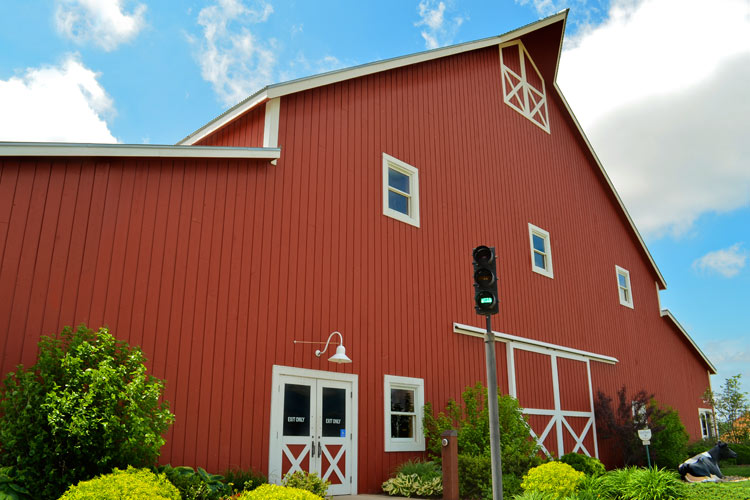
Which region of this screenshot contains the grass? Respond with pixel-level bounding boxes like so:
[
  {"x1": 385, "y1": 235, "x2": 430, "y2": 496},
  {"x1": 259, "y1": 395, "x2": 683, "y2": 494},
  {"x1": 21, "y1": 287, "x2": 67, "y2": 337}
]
[
  {"x1": 684, "y1": 480, "x2": 750, "y2": 500},
  {"x1": 723, "y1": 464, "x2": 750, "y2": 478}
]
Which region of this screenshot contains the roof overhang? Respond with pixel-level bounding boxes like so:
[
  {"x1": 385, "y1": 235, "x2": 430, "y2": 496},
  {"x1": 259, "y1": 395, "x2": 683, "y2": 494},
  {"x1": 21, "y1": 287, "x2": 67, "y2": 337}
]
[
  {"x1": 660, "y1": 310, "x2": 717, "y2": 374},
  {"x1": 0, "y1": 142, "x2": 281, "y2": 160},
  {"x1": 178, "y1": 11, "x2": 568, "y2": 146},
  {"x1": 453, "y1": 322, "x2": 619, "y2": 364}
]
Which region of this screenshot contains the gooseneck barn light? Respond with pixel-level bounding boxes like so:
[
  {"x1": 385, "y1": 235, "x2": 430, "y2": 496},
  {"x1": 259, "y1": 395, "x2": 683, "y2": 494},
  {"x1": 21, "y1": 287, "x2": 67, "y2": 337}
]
[{"x1": 293, "y1": 331, "x2": 352, "y2": 364}]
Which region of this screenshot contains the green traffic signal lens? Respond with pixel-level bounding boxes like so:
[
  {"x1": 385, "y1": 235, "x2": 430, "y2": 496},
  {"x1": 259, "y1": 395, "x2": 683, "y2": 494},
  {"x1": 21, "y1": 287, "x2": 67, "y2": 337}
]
[{"x1": 476, "y1": 291, "x2": 496, "y2": 309}]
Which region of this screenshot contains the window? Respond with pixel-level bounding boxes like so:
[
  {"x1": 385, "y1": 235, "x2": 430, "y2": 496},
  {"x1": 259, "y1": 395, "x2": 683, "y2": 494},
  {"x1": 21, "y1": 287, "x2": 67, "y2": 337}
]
[
  {"x1": 384, "y1": 375, "x2": 425, "y2": 452},
  {"x1": 699, "y1": 409, "x2": 716, "y2": 439},
  {"x1": 383, "y1": 153, "x2": 420, "y2": 227},
  {"x1": 528, "y1": 223, "x2": 553, "y2": 278},
  {"x1": 616, "y1": 266, "x2": 634, "y2": 308}
]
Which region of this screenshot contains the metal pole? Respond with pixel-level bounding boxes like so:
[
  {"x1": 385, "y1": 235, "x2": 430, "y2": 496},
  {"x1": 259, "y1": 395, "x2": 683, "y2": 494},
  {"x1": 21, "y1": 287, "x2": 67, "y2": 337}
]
[
  {"x1": 484, "y1": 315, "x2": 503, "y2": 500},
  {"x1": 645, "y1": 444, "x2": 652, "y2": 468}
]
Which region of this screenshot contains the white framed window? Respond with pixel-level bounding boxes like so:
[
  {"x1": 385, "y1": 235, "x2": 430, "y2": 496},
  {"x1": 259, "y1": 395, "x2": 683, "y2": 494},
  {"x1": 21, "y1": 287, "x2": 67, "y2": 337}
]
[
  {"x1": 528, "y1": 223, "x2": 553, "y2": 278},
  {"x1": 616, "y1": 266, "x2": 634, "y2": 308},
  {"x1": 384, "y1": 375, "x2": 425, "y2": 452},
  {"x1": 383, "y1": 153, "x2": 420, "y2": 227},
  {"x1": 699, "y1": 408, "x2": 716, "y2": 439}
]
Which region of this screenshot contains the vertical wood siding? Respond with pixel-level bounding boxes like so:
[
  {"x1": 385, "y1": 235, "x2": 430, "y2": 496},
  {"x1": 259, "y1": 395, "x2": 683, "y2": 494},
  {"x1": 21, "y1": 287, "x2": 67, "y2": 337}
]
[{"x1": 0, "y1": 26, "x2": 711, "y2": 492}]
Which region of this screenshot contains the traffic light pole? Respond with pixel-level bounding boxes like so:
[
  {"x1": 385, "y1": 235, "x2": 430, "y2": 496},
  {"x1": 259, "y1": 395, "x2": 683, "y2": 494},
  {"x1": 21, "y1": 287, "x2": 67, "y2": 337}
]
[{"x1": 484, "y1": 314, "x2": 504, "y2": 500}]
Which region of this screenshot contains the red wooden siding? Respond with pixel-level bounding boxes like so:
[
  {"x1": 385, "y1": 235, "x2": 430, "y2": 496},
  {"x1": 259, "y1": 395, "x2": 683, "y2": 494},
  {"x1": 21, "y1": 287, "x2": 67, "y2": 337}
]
[
  {"x1": 0, "y1": 23, "x2": 712, "y2": 492},
  {"x1": 196, "y1": 104, "x2": 266, "y2": 147}
]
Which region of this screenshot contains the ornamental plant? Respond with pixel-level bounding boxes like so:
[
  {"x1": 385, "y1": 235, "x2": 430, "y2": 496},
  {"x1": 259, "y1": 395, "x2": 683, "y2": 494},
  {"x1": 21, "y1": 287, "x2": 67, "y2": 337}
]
[
  {"x1": 282, "y1": 470, "x2": 330, "y2": 497},
  {"x1": 382, "y1": 473, "x2": 443, "y2": 497},
  {"x1": 237, "y1": 483, "x2": 323, "y2": 500},
  {"x1": 520, "y1": 461, "x2": 584, "y2": 499},
  {"x1": 0, "y1": 325, "x2": 175, "y2": 499},
  {"x1": 560, "y1": 453, "x2": 606, "y2": 477},
  {"x1": 58, "y1": 466, "x2": 180, "y2": 500}
]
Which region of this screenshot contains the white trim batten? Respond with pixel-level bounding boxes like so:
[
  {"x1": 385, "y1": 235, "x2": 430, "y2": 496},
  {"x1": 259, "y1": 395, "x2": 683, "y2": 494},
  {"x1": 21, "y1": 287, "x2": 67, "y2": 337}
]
[{"x1": 0, "y1": 142, "x2": 281, "y2": 160}]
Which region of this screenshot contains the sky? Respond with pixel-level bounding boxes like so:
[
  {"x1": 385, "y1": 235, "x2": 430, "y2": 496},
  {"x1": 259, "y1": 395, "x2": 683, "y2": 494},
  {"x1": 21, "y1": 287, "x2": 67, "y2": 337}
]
[{"x1": 0, "y1": 0, "x2": 748, "y2": 397}]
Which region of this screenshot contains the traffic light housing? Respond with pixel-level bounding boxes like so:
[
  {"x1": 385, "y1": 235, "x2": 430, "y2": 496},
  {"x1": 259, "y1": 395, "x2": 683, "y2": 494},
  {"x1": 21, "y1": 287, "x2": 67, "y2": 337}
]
[{"x1": 472, "y1": 245, "x2": 499, "y2": 315}]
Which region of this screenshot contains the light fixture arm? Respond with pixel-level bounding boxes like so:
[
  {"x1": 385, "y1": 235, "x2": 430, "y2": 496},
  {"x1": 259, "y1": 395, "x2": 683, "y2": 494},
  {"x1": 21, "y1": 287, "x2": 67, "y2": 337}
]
[{"x1": 315, "y1": 331, "x2": 343, "y2": 358}]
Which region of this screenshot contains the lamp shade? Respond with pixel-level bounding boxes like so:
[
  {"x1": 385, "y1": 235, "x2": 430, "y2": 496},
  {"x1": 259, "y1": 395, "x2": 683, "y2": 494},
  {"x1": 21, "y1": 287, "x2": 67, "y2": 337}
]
[{"x1": 328, "y1": 344, "x2": 352, "y2": 363}]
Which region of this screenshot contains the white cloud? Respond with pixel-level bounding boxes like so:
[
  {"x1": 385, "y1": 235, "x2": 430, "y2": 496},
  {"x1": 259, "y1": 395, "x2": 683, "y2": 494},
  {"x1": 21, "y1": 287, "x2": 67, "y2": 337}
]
[
  {"x1": 195, "y1": 0, "x2": 277, "y2": 107},
  {"x1": 415, "y1": 1, "x2": 465, "y2": 49},
  {"x1": 55, "y1": 0, "x2": 146, "y2": 51},
  {"x1": 693, "y1": 243, "x2": 747, "y2": 278},
  {"x1": 0, "y1": 55, "x2": 117, "y2": 143},
  {"x1": 557, "y1": 0, "x2": 750, "y2": 237}
]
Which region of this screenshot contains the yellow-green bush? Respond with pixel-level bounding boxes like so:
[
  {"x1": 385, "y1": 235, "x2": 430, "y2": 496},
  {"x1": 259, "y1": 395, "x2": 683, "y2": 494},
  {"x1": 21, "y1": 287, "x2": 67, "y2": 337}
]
[
  {"x1": 237, "y1": 483, "x2": 323, "y2": 500},
  {"x1": 57, "y1": 466, "x2": 180, "y2": 500},
  {"x1": 521, "y1": 461, "x2": 584, "y2": 499}
]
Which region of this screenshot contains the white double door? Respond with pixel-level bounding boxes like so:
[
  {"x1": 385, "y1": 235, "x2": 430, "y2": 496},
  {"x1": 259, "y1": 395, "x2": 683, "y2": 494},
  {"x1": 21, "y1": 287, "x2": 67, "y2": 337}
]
[{"x1": 269, "y1": 366, "x2": 357, "y2": 496}]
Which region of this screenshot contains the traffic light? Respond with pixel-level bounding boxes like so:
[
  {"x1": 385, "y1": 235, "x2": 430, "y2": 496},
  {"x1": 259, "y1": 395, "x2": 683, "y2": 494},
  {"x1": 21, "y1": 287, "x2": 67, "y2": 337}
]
[{"x1": 472, "y1": 245, "x2": 499, "y2": 315}]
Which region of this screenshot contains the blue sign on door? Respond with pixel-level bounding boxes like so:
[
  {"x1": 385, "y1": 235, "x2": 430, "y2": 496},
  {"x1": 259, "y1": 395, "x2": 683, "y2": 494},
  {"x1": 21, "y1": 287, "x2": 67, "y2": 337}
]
[{"x1": 340, "y1": 429, "x2": 346, "y2": 437}]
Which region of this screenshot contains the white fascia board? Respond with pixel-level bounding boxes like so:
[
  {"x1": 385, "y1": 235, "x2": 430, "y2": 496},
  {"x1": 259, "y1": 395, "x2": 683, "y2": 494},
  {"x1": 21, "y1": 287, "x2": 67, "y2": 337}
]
[
  {"x1": 0, "y1": 142, "x2": 281, "y2": 160},
  {"x1": 660, "y1": 310, "x2": 717, "y2": 374},
  {"x1": 179, "y1": 12, "x2": 567, "y2": 147},
  {"x1": 453, "y1": 322, "x2": 618, "y2": 365},
  {"x1": 551, "y1": 83, "x2": 667, "y2": 289}
]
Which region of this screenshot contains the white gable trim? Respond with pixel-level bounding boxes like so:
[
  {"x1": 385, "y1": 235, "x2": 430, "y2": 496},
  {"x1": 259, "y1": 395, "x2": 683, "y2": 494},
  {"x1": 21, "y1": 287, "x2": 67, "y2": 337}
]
[
  {"x1": 453, "y1": 322, "x2": 618, "y2": 364},
  {"x1": 0, "y1": 142, "x2": 281, "y2": 160},
  {"x1": 178, "y1": 12, "x2": 568, "y2": 146},
  {"x1": 263, "y1": 98, "x2": 281, "y2": 148}
]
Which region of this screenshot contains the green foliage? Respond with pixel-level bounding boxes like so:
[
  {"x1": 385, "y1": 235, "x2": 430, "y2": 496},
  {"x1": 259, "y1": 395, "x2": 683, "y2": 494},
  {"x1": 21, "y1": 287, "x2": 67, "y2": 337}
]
[
  {"x1": 621, "y1": 467, "x2": 686, "y2": 500},
  {"x1": 574, "y1": 474, "x2": 613, "y2": 500},
  {"x1": 236, "y1": 483, "x2": 323, "y2": 500},
  {"x1": 395, "y1": 459, "x2": 441, "y2": 480},
  {"x1": 282, "y1": 470, "x2": 330, "y2": 498},
  {"x1": 57, "y1": 466, "x2": 180, "y2": 500},
  {"x1": 0, "y1": 467, "x2": 31, "y2": 500},
  {"x1": 559, "y1": 453, "x2": 606, "y2": 477},
  {"x1": 423, "y1": 382, "x2": 541, "y2": 498},
  {"x1": 521, "y1": 462, "x2": 584, "y2": 499},
  {"x1": 686, "y1": 438, "x2": 717, "y2": 457},
  {"x1": 649, "y1": 402, "x2": 689, "y2": 470},
  {"x1": 156, "y1": 465, "x2": 231, "y2": 500},
  {"x1": 728, "y1": 443, "x2": 750, "y2": 465},
  {"x1": 684, "y1": 480, "x2": 750, "y2": 500},
  {"x1": 722, "y1": 464, "x2": 750, "y2": 477},
  {"x1": 382, "y1": 473, "x2": 443, "y2": 497},
  {"x1": 222, "y1": 466, "x2": 267, "y2": 493},
  {"x1": 601, "y1": 467, "x2": 636, "y2": 499},
  {"x1": 0, "y1": 325, "x2": 174, "y2": 499},
  {"x1": 703, "y1": 374, "x2": 749, "y2": 441},
  {"x1": 512, "y1": 491, "x2": 556, "y2": 500}
]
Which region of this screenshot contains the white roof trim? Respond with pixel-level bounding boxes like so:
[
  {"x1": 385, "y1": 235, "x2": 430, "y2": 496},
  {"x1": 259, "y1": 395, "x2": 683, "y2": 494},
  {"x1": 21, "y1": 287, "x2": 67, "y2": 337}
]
[
  {"x1": 453, "y1": 322, "x2": 618, "y2": 364},
  {"x1": 178, "y1": 12, "x2": 568, "y2": 146},
  {"x1": 552, "y1": 84, "x2": 667, "y2": 289},
  {"x1": 0, "y1": 142, "x2": 281, "y2": 160},
  {"x1": 660, "y1": 310, "x2": 717, "y2": 374}
]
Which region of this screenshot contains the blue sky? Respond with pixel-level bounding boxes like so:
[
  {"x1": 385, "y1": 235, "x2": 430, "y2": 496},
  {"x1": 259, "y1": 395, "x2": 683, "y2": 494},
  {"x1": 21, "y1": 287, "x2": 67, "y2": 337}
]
[{"x1": 0, "y1": 0, "x2": 748, "y2": 396}]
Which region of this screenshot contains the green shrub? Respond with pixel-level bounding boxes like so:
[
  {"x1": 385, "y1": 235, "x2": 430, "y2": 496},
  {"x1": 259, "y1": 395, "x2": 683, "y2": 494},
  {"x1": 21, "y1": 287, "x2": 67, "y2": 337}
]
[
  {"x1": 237, "y1": 483, "x2": 323, "y2": 500},
  {"x1": 621, "y1": 467, "x2": 685, "y2": 500},
  {"x1": 0, "y1": 466, "x2": 31, "y2": 500},
  {"x1": 729, "y1": 443, "x2": 750, "y2": 465},
  {"x1": 382, "y1": 473, "x2": 443, "y2": 497},
  {"x1": 222, "y1": 466, "x2": 267, "y2": 492},
  {"x1": 521, "y1": 462, "x2": 584, "y2": 499},
  {"x1": 573, "y1": 474, "x2": 613, "y2": 500},
  {"x1": 396, "y1": 459, "x2": 441, "y2": 480},
  {"x1": 649, "y1": 403, "x2": 689, "y2": 470},
  {"x1": 512, "y1": 491, "x2": 556, "y2": 500},
  {"x1": 424, "y1": 383, "x2": 541, "y2": 498},
  {"x1": 0, "y1": 325, "x2": 174, "y2": 499},
  {"x1": 282, "y1": 470, "x2": 330, "y2": 497},
  {"x1": 156, "y1": 465, "x2": 231, "y2": 500},
  {"x1": 686, "y1": 438, "x2": 717, "y2": 458},
  {"x1": 58, "y1": 466, "x2": 180, "y2": 500},
  {"x1": 601, "y1": 467, "x2": 636, "y2": 500},
  {"x1": 560, "y1": 453, "x2": 606, "y2": 477}
]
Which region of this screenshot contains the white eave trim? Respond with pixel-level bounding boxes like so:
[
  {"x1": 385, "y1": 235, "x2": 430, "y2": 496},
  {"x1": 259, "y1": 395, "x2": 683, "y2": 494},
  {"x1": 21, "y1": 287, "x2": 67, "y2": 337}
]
[
  {"x1": 551, "y1": 83, "x2": 667, "y2": 289},
  {"x1": 660, "y1": 310, "x2": 717, "y2": 374},
  {"x1": 0, "y1": 142, "x2": 281, "y2": 160},
  {"x1": 179, "y1": 12, "x2": 568, "y2": 146},
  {"x1": 453, "y1": 322, "x2": 618, "y2": 364}
]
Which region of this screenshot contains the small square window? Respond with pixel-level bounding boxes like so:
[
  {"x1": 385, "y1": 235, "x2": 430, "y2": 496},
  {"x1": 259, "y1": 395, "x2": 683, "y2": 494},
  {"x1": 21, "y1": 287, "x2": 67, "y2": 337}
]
[
  {"x1": 528, "y1": 223, "x2": 553, "y2": 278},
  {"x1": 383, "y1": 153, "x2": 420, "y2": 227},
  {"x1": 384, "y1": 375, "x2": 425, "y2": 452},
  {"x1": 616, "y1": 266, "x2": 634, "y2": 308},
  {"x1": 699, "y1": 409, "x2": 716, "y2": 439}
]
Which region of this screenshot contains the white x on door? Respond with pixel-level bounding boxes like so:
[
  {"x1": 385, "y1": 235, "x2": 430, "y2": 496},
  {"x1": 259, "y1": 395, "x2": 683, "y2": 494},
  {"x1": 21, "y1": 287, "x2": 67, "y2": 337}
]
[{"x1": 269, "y1": 366, "x2": 357, "y2": 496}]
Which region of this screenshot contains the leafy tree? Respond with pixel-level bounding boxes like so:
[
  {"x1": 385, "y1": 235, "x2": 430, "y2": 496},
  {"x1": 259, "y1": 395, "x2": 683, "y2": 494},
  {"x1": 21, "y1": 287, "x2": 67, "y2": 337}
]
[
  {"x1": 0, "y1": 325, "x2": 174, "y2": 499},
  {"x1": 703, "y1": 374, "x2": 750, "y2": 442}
]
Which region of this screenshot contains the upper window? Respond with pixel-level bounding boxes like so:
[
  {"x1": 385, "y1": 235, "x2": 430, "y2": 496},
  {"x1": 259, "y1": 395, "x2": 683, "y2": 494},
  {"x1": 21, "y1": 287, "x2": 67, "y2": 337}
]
[
  {"x1": 383, "y1": 153, "x2": 420, "y2": 227},
  {"x1": 499, "y1": 41, "x2": 550, "y2": 133},
  {"x1": 699, "y1": 409, "x2": 716, "y2": 439},
  {"x1": 528, "y1": 223, "x2": 553, "y2": 278},
  {"x1": 616, "y1": 266, "x2": 634, "y2": 308},
  {"x1": 384, "y1": 375, "x2": 425, "y2": 452}
]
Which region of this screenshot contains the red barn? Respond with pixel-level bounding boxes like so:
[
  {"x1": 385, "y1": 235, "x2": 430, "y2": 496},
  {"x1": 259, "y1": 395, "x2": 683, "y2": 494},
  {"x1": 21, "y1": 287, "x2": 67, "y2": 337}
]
[{"x1": 0, "y1": 11, "x2": 716, "y2": 495}]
